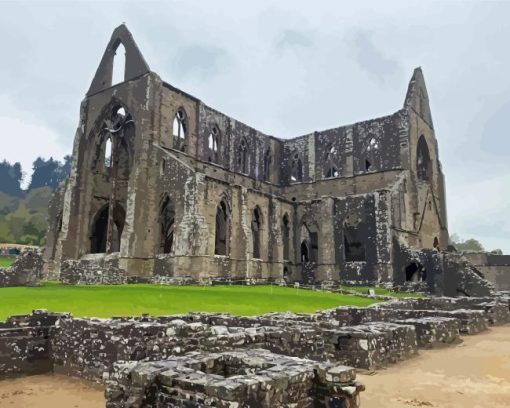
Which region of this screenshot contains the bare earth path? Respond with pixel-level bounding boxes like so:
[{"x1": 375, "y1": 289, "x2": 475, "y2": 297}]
[
  {"x1": 358, "y1": 326, "x2": 510, "y2": 408},
  {"x1": 0, "y1": 374, "x2": 104, "y2": 407},
  {"x1": 0, "y1": 326, "x2": 509, "y2": 407}
]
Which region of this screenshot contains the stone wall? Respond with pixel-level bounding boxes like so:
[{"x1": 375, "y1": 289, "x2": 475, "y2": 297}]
[
  {"x1": 48, "y1": 295, "x2": 508, "y2": 380},
  {"x1": 0, "y1": 310, "x2": 68, "y2": 379},
  {"x1": 105, "y1": 349, "x2": 365, "y2": 408},
  {"x1": 0, "y1": 248, "x2": 43, "y2": 287},
  {"x1": 463, "y1": 252, "x2": 510, "y2": 291},
  {"x1": 45, "y1": 27, "x2": 449, "y2": 292},
  {"x1": 1, "y1": 294, "x2": 508, "y2": 390},
  {"x1": 60, "y1": 253, "x2": 126, "y2": 285}
]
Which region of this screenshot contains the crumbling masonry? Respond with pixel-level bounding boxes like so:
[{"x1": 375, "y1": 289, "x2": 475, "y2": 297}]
[
  {"x1": 1, "y1": 294, "x2": 509, "y2": 406},
  {"x1": 44, "y1": 24, "x2": 456, "y2": 291}
]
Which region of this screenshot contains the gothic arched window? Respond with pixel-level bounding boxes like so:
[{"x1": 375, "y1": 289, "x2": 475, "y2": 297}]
[
  {"x1": 208, "y1": 125, "x2": 220, "y2": 163},
  {"x1": 263, "y1": 148, "x2": 272, "y2": 181},
  {"x1": 417, "y1": 135, "x2": 432, "y2": 182},
  {"x1": 215, "y1": 199, "x2": 230, "y2": 255},
  {"x1": 252, "y1": 207, "x2": 262, "y2": 259},
  {"x1": 160, "y1": 195, "x2": 175, "y2": 254},
  {"x1": 362, "y1": 137, "x2": 379, "y2": 173},
  {"x1": 324, "y1": 144, "x2": 339, "y2": 178},
  {"x1": 238, "y1": 138, "x2": 248, "y2": 174},
  {"x1": 291, "y1": 153, "x2": 303, "y2": 182},
  {"x1": 282, "y1": 213, "x2": 290, "y2": 260},
  {"x1": 173, "y1": 108, "x2": 187, "y2": 152}
]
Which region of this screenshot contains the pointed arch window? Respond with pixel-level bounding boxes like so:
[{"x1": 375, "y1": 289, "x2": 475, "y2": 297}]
[
  {"x1": 263, "y1": 148, "x2": 272, "y2": 181},
  {"x1": 417, "y1": 135, "x2": 432, "y2": 182},
  {"x1": 291, "y1": 153, "x2": 303, "y2": 182},
  {"x1": 343, "y1": 213, "x2": 366, "y2": 262},
  {"x1": 111, "y1": 42, "x2": 126, "y2": 86},
  {"x1": 215, "y1": 199, "x2": 230, "y2": 255},
  {"x1": 324, "y1": 144, "x2": 340, "y2": 178},
  {"x1": 282, "y1": 213, "x2": 290, "y2": 261},
  {"x1": 326, "y1": 166, "x2": 339, "y2": 178},
  {"x1": 173, "y1": 109, "x2": 187, "y2": 152},
  {"x1": 160, "y1": 195, "x2": 175, "y2": 254},
  {"x1": 238, "y1": 138, "x2": 248, "y2": 174},
  {"x1": 104, "y1": 137, "x2": 113, "y2": 168},
  {"x1": 251, "y1": 207, "x2": 262, "y2": 259},
  {"x1": 300, "y1": 223, "x2": 318, "y2": 263},
  {"x1": 208, "y1": 125, "x2": 220, "y2": 163},
  {"x1": 362, "y1": 137, "x2": 379, "y2": 173}
]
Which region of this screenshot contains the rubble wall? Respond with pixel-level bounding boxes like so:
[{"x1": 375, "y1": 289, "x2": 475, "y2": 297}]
[
  {"x1": 0, "y1": 311, "x2": 67, "y2": 379},
  {"x1": 0, "y1": 248, "x2": 43, "y2": 287}
]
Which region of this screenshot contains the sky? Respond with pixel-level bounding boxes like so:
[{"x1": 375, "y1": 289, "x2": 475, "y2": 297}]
[{"x1": 0, "y1": 0, "x2": 509, "y2": 252}]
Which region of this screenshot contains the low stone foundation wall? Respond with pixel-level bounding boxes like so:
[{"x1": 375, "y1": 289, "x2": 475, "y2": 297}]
[
  {"x1": 0, "y1": 310, "x2": 67, "y2": 378},
  {"x1": 325, "y1": 322, "x2": 417, "y2": 370},
  {"x1": 395, "y1": 317, "x2": 460, "y2": 348},
  {"x1": 60, "y1": 253, "x2": 126, "y2": 285},
  {"x1": 105, "y1": 349, "x2": 365, "y2": 408},
  {"x1": 0, "y1": 294, "x2": 508, "y2": 403},
  {"x1": 377, "y1": 297, "x2": 510, "y2": 326}
]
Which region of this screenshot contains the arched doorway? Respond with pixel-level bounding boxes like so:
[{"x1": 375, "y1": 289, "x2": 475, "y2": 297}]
[
  {"x1": 405, "y1": 262, "x2": 426, "y2": 282},
  {"x1": 301, "y1": 240, "x2": 309, "y2": 262},
  {"x1": 90, "y1": 204, "x2": 125, "y2": 254}
]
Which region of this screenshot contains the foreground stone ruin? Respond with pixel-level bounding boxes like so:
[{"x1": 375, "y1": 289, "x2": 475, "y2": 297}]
[
  {"x1": 1, "y1": 294, "x2": 509, "y2": 406},
  {"x1": 106, "y1": 350, "x2": 365, "y2": 407},
  {"x1": 0, "y1": 248, "x2": 42, "y2": 287}
]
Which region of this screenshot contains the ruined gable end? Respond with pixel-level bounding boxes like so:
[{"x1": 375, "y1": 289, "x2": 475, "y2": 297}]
[
  {"x1": 87, "y1": 24, "x2": 150, "y2": 96},
  {"x1": 404, "y1": 67, "x2": 434, "y2": 128}
]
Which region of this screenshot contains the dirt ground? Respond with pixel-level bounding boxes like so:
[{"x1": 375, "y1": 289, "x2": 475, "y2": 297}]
[
  {"x1": 358, "y1": 326, "x2": 510, "y2": 408},
  {"x1": 0, "y1": 374, "x2": 104, "y2": 407},
  {"x1": 0, "y1": 326, "x2": 509, "y2": 408}
]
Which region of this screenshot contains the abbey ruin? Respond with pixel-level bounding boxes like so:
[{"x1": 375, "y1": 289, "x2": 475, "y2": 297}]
[{"x1": 40, "y1": 24, "x2": 510, "y2": 296}]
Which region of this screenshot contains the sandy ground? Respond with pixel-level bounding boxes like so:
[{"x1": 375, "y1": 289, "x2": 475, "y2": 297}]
[
  {"x1": 0, "y1": 374, "x2": 104, "y2": 407},
  {"x1": 0, "y1": 326, "x2": 509, "y2": 407},
  {"x1": 358, "y1": 326, "x2": 510, "y2": 408}
]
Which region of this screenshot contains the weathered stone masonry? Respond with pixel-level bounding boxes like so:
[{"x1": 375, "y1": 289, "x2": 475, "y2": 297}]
[
  {"x1": 0, "y1": 248, "x2": 42, "y2": 287},
  {"x1": 43, "y1": 24, "x2": 460, "y2": 290},
  {"x1": 1, "y1": 295, "x2": 508, "y2": 406}
]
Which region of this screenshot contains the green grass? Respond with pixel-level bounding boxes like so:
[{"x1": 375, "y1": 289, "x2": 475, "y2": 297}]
[
  {"x1": 0, "y1": 282, "x2": 380, "y2": 321},
  {"x1": 0, "y1": 256, "x2": 15, "y2": 268},
  {"x1": 341, "y1": 285, "x2": 425, "y2": 298}
]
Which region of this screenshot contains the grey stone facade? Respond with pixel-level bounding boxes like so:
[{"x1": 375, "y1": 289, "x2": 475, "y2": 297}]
[{"x1": 43, "y1": 24, "x2": 459, "y2": 290}]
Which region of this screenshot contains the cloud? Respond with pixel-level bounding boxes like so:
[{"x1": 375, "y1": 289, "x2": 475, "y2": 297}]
[
  {"x1": 479, "y1": 99, "x2": 510, "y2": 157},
  {"x1": 275, "y1": 30, "x2": 313, "y2": 50},
  {"x1": 447, "y1": 172, "x2": 510, "y2": 251},
  {"x1": 349, "y1": 29, "x2": 402, "y2": 84},
  {"x1": 172, "y1": 44, "x2": 229, "y2": 80},
  {"x1": 0, "y1": 97, "x2": 70, "y2": 187}
]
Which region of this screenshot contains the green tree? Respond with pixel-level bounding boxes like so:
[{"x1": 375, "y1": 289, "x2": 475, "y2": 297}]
[{"x1": 449, "y1": 234, "x2": 485, "y2": 252}]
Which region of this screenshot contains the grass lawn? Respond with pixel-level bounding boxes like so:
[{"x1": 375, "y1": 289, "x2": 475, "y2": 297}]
[
  {"x1": 0, "y1": 282, "x2": 381, "y2": 321},
  {"x1": 341, "y1": 285, "x2": 425, "y2": 298},
  {"x1": 0, "y1": 256, "x2": 15, "y2": 268}
]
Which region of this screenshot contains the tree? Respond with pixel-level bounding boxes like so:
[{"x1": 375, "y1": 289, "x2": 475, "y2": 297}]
[
  {"x1": 449, "y1": 234, "x2": 485, "y2": 252},
  {"x1": 0, "y1": 160, "x2": 23, "y2": 197},
  {"x1": 28, "y1": 156, "x2": 72, "y2": 191}
]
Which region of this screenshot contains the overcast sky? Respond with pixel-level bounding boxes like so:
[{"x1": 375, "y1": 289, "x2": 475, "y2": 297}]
[{"x1": 0, "y1": 0, "x2": 509, "y2": 252}]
